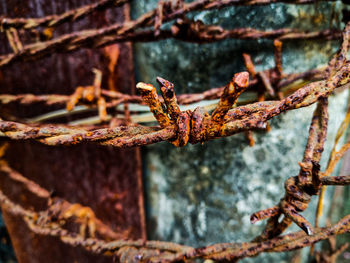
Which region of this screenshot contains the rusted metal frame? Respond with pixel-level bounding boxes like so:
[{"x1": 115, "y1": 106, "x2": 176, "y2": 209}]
[
  {"x1": 0, "y1": 1, "x2": 343, "y2": 68},
  {"x1": 0, "y1": 0, "x2": 130, "y2": 30},
  {"x1": 0, "y1": 160, "x2": 49, "y2": 199}
]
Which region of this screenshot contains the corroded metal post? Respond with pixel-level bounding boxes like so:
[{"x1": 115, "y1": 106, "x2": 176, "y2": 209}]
[{"x1": 0, "y1": 1, "x2": 145, "y2": 262}]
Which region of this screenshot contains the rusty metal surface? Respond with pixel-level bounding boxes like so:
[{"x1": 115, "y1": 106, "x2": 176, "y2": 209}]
[
  {"x1": 0, "y1": 1, "x2": 144, "y2": 262},
  {"x1": 0, "y1": 0, "x2": 134, "y2": 95}
]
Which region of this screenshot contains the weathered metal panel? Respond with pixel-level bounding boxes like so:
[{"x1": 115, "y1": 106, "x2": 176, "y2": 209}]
[{"x1": 0, "y1": 0, "x2": 145, "y2": 262}]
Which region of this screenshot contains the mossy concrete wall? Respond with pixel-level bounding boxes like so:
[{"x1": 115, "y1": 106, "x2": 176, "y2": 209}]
[{"x1": 132, "y1": 1, "x2": 349, "y2": 262}]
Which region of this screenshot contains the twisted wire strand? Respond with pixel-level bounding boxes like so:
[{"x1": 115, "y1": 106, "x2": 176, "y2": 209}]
[
  {"x1": 0, "y1": 0, "x2": 342, "y2": 68},
  {"x1": 0, "y1": 2, "x2": 349, "y2": 261},
  {"x1": 0, "y1": 0, "x2": 336, "y2": 30},
  {"x1": 0, "y1": 67, "x2": 323, "y2": 107},
  {"x1": 0, "y1": 161, "x2": 349, "y2": 262},
  {"x1": 250, "y1": 21, "x2": 350, "y2": 240},
  {"x1": 0, "y1": 0, "x2": 130, "y2": 30},
  {"x1": 0, "y1": 58, "x2": 349, "y2": 147}
]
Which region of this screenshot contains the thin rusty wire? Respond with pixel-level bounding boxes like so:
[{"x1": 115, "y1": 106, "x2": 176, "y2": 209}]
[
  {"x1": 250, "y1": 22, "x2": 350, "y2": 242},
  {"x1": 0, "y1": 0, "x2": 342, "y2": 68},
  {"x1": 0, "y1": 0, "x2": 336, "y2": 30},
  {"x1": 0, "y1": 160, "x2": 349, "y2": 262},
  {"x1": 0, "y1": 57, "x2": 348, "y2": 147},
  {"x1": 1, "y1": 1, "x2": 350, "y2": 262},
  {"x1": 0, "y1": 0, "x2": 130, "y2": 30},
  {"x1": 0, "y1": 66, "x2": 322, "y2": 108}
]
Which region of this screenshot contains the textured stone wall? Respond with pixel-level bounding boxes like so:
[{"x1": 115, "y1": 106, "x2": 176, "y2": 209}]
[{"x1": 133, "y1": 1, "x2": 349, "y2": 262}]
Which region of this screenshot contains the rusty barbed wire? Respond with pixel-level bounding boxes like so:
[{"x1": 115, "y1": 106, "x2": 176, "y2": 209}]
[
  {"x1": 1, "y1": 1, "x2": 350, "y2": 262},
  {"x1": 0, "y1": 159, "x2": 349, "y2": 262},
  {"x1": 251, "y1": 98, "x2": 329, "y2": 238},
  {"x1": 0, "y1": 0, "x2": 129, "y2": 30},
  {"x1": 2, "y1": 125, "x2": 350, "y2": 256},
  {"x1": 314, "y1": 98, "x2": 350, "y2": 231},
  {"x1": 0, "y1": 0, "x2": 343, "y2": 68},
  {"x1": 0, "y1": 66, "x2": 323, "y2": 108},
  {"x1": 0, "y1": 0, "x2": 336, "y2": 30},
  {"x1": 0, "y1": 56, "x2": 349, "y2": 147},
  {"x1": 0, "y1": 23, "x2": 341, "y2": 69},
  {"x1": 0, "y1": 18, "x2": 346, "y2": 147},
  {"x1": 0, "y1": 155, "x2": 129, "y2": 241},
  {"x1": 250, "y1": 21, "x2": 350, "y2": 242}
]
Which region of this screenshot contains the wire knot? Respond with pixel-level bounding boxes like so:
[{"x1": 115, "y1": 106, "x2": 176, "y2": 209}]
[{"x1": 136, "y1": 72, "x2": 249, "y2": 147}]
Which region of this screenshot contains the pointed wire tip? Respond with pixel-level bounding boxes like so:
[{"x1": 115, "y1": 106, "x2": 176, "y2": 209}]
[
  {"x1": 234, "y1": 71, "x2": 249, "y2": 88},
  {"x1": 136, "y1": 82, "x2": 154, "y2": 91},
  {"x1": 156, "y1": 76, "x2": 174, "y2": 88},
  {"x1": 256, "y1": 121, "x2": 267, "y2": 129},
  {"x1": 301, "y1": 223, "x2": 314, "y2": 236},
  {"x1": 250, "y1": 214, "x2": 259, "y2": 224}
]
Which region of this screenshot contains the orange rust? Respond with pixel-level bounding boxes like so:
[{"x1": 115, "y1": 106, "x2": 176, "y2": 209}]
[
  {"x1": 42, "y1": 27, "x2": 54, "y2": 40},
  {"x1": 245, "y1": 130, "x2": 255, "y2": 147},
  {"x1": 136, "y1": 82, "x2": 171, "y2": 128},
  {"x1": 66, "y1": 86, "x2": 84, "y2": 111},
  {"x1": 83, "y1": 85, "x2": 95, "y2": 102},
  {"x1": 253, "y1": 99, "x2": 329, "y2": 238},
  {"x1": 98, "y1": 97, "x2": 107, "y2": 122},
  {"x1": 273, "y1": 39, "x2": 283, "y2": 77},
  {"x1": 157, "y1": 77, "x2": 181, "y2": 121},
  {"x1": 211, "y1": 72, "x2": 249, "y2": 123},
  {"x1": 104, "y1": 44, "x2": 120, "y2": 91},
  {"x1": 169, "y1": 111, "x2": 191, "y2": 147},
  {"x1": 243, "y1": 53, "x2": 256, "y2": 78},
  {"x1": 66, "y1": 70, "x2": 107, "y2": 122}
]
